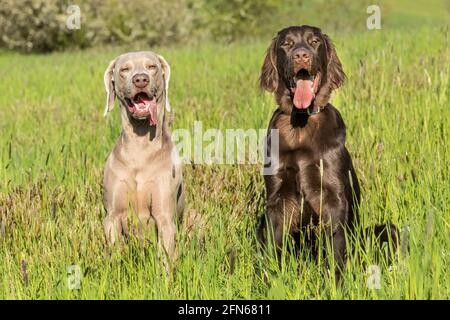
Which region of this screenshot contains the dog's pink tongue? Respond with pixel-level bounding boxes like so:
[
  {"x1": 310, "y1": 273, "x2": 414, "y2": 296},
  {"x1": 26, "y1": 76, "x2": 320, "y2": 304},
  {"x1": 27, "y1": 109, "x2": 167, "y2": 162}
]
[
  {"x1": 293, "y1": 79, "x2": 314, "y2": 109},
  {"x1": 135, "y1": 96, "x2": 157, "y2": 126},
  {"x1": 143, "y1": 98, "x2": 157, "y2": 126},
  {"x1": 149, "y1": 103, "x2": 157, "y2": 126}
]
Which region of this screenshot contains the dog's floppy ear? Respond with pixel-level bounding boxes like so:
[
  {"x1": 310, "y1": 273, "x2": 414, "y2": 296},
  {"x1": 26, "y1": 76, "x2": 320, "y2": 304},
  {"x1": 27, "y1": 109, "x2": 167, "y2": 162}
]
[
  {"x1": 103, "y1": 58, "x2": 117, "y2": 116},
  {"x1": 260, "y1": 36, "x2": 279, "y2": 92},
  {"x1": 323, "y1": 34, "x2": 346, "y2": 90},
  {"x1": 157, "y1": 54, "x2": 171, "y2": 112}
]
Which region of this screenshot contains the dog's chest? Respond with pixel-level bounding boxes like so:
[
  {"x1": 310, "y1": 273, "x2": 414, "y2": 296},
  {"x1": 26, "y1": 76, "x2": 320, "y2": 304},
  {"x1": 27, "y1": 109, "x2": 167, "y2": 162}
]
[
  {"x1": 273, "y1": 115, "x2": 322, "y2": 196},
  {"x1": 279, "y1": 149, "x2": 317, "y2": 182},
  {"x1": 273, "y1": 113, "x2": 319, "y2": 152}
]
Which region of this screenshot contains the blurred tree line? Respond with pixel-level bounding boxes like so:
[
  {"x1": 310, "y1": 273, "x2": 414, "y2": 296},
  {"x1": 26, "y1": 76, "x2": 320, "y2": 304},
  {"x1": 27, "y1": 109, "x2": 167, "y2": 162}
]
[{"x1": 0, "y1": 0, "x2": 367, "y2": 52}]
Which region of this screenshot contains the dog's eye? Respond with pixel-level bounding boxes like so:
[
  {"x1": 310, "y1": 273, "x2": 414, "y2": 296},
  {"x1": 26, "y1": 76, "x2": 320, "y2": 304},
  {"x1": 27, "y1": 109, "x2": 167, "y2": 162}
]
[
  {"x1": 146, "y1": 64, "x2": 157, "y2": 70},
  {"x1": 120, "y1": 67, "x2": 130, "y2": 73},
  {"x1": 282, "y1": 41, "x2": 293, "y2": 48},
  {"x1": 310, "y1": 39, "x2": 320, "y2": 46}
]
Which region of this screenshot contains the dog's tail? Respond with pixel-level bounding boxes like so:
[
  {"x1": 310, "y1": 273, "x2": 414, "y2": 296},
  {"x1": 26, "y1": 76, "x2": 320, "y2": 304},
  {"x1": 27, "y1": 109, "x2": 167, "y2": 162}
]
[{"x1": 359, "y1": 222, "x2": 400, "y2": 265}]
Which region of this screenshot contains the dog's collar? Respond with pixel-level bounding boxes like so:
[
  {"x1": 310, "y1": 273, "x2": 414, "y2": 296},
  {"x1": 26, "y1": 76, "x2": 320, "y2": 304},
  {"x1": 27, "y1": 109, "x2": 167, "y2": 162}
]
[{"x1": 295, "y1": 105, "x2": 325, "y2": 115}]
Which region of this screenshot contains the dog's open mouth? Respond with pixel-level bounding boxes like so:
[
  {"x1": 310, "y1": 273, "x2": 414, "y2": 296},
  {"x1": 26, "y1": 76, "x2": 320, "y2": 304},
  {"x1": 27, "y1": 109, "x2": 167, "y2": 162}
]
[
  {"x1": 126, "y1": 92, "x2": 157, "y2": 126},
  {"x1": 291, "y1": 69, "x2": 321, "y2": 109}
]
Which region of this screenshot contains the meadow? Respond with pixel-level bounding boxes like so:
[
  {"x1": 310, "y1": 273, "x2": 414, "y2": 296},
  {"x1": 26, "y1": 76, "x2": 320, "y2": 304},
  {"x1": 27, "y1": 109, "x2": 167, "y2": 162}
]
[{"x1": 0, "y1": 26, "x2": 449, "y2": 299}]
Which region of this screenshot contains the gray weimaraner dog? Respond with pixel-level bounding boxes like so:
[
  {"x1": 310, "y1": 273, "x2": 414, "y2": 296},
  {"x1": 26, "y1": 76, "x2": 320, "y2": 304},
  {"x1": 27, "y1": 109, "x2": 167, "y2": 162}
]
[{"x1": 102, "y1": 51, "x2": 184, "y2": 259}]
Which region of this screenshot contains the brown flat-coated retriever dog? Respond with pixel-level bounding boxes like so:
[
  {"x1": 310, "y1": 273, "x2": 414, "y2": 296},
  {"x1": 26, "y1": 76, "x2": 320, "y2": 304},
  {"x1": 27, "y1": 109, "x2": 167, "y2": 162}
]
[{"x1": 257, "y1": 25, "x2": 398, "y2": 282}]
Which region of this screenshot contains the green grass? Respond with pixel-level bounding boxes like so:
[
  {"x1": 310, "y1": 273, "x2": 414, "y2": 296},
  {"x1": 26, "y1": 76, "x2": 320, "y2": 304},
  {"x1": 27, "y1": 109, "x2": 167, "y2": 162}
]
[{"x1": 0, "y1": 25, "x2": 449, "y2": 299}]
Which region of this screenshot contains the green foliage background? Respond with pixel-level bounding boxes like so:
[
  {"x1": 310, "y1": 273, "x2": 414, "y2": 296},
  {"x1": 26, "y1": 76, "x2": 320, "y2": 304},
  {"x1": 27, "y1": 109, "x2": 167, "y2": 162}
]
[{"x1": 1, "y1": 0, "x2": 449, "y2": 52}]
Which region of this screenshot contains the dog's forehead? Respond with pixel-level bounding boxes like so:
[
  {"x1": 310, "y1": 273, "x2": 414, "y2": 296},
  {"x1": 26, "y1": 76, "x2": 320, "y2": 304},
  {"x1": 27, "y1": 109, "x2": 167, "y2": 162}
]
[
  {"x1": 279, "y1": 25, "x2": 322, "y2": 40},
  {"x1": 116, "y1": 51, "x2": 159, "y2": 67}
]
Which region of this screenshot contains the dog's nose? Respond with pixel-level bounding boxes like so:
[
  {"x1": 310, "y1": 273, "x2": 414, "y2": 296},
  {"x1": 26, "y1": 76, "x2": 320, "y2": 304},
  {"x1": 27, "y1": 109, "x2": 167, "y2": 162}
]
[
  {"x1": 293, "y1": 49, "x2": 312, "y2": 63},
  {"x1": 132, "y1": 73, "x2": 150, "y2": 88}
]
